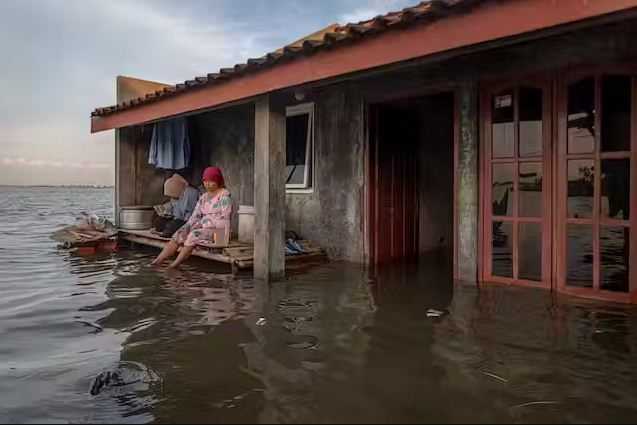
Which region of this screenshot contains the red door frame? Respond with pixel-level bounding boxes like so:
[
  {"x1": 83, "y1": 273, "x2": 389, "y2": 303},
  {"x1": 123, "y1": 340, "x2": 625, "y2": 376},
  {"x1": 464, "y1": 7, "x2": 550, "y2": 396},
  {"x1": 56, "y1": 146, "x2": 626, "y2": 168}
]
[
  {"x1": 478, "y1": 64, "x2": 637, "y2": 303},
  {"x1": 367, "y1": 91, "x2": 457, "y2": 267},
  {"x1": 480, "y1": 76, "x2": 554, "y2": 290},
  {"x1": 556, "y1": 64, "x2": 637, "y2": 303}
]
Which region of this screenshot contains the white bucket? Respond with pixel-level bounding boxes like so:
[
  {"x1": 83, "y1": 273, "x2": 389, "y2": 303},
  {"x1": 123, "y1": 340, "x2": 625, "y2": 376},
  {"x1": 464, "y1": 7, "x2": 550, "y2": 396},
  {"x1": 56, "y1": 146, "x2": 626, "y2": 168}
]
[{"x1": 237, "y1": 205, "x2": 255, "y2": 243}]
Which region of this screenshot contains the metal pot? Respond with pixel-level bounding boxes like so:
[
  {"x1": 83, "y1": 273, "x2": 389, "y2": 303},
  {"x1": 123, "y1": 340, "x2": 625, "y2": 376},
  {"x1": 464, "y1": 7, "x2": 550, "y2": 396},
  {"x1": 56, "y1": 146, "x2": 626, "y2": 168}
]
[{"x1": 119, "y1": 206, "x2": 154, "y2": 230}]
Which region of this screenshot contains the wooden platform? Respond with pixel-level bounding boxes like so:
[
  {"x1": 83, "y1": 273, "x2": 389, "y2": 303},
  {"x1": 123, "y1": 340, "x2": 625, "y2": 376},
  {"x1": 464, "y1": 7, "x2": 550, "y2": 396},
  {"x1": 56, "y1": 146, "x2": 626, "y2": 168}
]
[{"x1": 119, "y1": 229, "x2": 327, "y2": 273}]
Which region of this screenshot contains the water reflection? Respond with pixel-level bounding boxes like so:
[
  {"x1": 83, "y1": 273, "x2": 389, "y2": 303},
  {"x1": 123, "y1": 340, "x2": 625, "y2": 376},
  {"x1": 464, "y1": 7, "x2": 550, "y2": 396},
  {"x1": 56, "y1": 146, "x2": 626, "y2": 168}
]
[
  {"x1": 601, "y1": 159, "x2": 630, "y2": 220},
  {"x1": 519, "y1": 223, "x2": 542, "y2": 282},
  {"x1": 601, "y1": 227, "x2": 630, "y2": 293},
  {"x1": 492, "y1": 164, "x2": 514, "y2": 217},
  {"x1": 567, "y1": 225, "x2": 594, "y2": 287},
  {"x1": 568, "y1": 78, "x2": 596, "y2": 154},
  {"x1": 519, "y1": 163, "x2": 542, "y2": 218},
  {"x1": 493, "y1": 221, "x2": 514, "y2": 278},
  {"x1": 89, "y1": 257, "x2": 637, "y2": 423},
  {"x1": 4, "y1": 193, "x2": 637, "y2": 425},
  {"x1": 568, "y1": 160, "x2": 595, "y2": 219}
]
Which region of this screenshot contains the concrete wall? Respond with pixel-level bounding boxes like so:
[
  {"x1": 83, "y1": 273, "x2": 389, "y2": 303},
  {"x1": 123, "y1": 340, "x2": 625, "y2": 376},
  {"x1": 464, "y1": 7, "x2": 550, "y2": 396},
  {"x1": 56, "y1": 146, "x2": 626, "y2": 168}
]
[
  {"x1": 285, "y1": 85, "x2": 365, "y2": 262},
  {"x1": 455, "y1": 83, "x2": 479, "y2": 283},
  {"x1": 190, "y1": 105, "x2": 255, "y2": 236}
]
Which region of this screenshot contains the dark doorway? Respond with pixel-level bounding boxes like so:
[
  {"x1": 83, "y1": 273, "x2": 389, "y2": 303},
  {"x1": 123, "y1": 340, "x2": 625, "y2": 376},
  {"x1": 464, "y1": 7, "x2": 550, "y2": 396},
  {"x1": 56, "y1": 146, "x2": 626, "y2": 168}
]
[{"x1": 368, "y1": 92, "x2": 455, "y2": 266}]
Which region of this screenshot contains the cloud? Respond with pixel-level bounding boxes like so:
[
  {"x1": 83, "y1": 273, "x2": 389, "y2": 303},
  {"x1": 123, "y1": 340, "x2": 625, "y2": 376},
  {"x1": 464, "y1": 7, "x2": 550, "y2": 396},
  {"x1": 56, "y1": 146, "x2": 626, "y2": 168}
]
[
  {"x1": 339, "y1": 0, "x2": 413, "y2": 24},
  {"x1": 0, "y1": 0, "x2": 415, "y2": 186},
  {"x1": 340, "y1": 8, "x2": 386, "y2": 23}
]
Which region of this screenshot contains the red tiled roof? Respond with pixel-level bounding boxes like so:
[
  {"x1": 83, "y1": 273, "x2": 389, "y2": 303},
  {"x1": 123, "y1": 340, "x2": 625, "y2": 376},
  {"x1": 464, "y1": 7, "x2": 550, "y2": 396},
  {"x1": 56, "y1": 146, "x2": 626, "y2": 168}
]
[{"x1": 91, "y1": 0, "x2": 480, "y2": 117}]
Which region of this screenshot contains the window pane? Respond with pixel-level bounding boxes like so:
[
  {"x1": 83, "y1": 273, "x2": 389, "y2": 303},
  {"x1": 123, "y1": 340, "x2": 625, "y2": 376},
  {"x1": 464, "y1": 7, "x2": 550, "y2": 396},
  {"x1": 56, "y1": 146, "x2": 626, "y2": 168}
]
[
  {"x1": 568, "y1": 78, "x2": 596, "y2": 154},
  {"x1": 601, "y1": 76, "x2": 631, "y2": 152},
  {"x1": 519, "y1": 162, "x2": 542, "y2": 217},
  {"x1": 568, "y1": 159, "x2": 594, "y2": 219},
  {"x1": 601, "y1": 159, "x2": 630, "y2": 220},
  {"x1": 519, "y1": 223, "x2": 542, "y2": 282},
  {"x1": 492, "y1": 163, "x2": 514, "y2": 216},
  {"x1": 567, "y1": 224, "x2": 594, "y2": 288},
  {"x1": 600, "y1": 227, "x2": 630, "y2": 293},
  {"x1": 286, "y1": 114, "x2": 309, "y2": 186},
  {"x1": 519, "y1": 87, "x2": 543, "y2": 157},
  {"x1": 492, "y1": 91, "x2": 514, "y2": 158},
  {"x1": 493, "y1": 221, "x2": 513, "y2": 278}
]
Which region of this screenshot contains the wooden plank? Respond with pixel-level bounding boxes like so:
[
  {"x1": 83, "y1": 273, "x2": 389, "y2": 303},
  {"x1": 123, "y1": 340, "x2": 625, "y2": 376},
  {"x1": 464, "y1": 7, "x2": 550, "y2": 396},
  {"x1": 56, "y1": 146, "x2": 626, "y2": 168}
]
[
  {"x1": 223, "y1": 247, "x2": 254, "y2": 256},
  {"x1": 122, "y1": 234, "x2": 234, "y2": 264},
  {"x1": 122, "y1": 229, "x2": 327, "y2": 271}
]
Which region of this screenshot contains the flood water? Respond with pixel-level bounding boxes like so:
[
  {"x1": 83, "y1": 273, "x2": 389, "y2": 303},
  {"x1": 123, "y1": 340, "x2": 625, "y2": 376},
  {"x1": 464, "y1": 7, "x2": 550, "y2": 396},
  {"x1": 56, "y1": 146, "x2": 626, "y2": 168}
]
[{"x1": 1, "y1": 186, "x2": 637, "y2": 424}]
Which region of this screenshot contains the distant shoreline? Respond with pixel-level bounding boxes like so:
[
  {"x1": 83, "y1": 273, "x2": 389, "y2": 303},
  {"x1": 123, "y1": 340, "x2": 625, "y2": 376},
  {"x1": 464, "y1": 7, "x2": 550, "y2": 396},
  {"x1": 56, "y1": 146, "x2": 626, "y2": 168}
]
[{"x1": 0, "y1": 185, "x2": 114, "y2": 189}]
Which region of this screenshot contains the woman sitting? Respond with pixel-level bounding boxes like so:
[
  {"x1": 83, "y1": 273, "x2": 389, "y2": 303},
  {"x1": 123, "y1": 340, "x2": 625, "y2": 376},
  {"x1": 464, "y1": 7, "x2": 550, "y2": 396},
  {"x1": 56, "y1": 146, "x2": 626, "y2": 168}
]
[{"x1": 151, "y1": 167, "x2": 232, "y2": 269}]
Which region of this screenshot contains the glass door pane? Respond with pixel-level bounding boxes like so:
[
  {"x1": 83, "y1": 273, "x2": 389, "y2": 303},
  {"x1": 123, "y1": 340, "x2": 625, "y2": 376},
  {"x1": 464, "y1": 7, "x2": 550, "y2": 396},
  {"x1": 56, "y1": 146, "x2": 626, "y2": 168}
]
[
  {"x1": 600, "y1": 226, "x2": 630, "y2": 292},
  {"x1": 493, "y1": 91, "x2": 515, "y2": 158},
  {"x1": 519, "y1": 162, "x2": 542, "y2": 217},
  {"x1": 519, "y1": 222, "x2": 542, "y2": 281},
  {"x1": 563, "y1": 73, "x2": 633, "y2": 297},
  {"x1": 486, "y1": 82, "x2": 549, "y2": 285},
  {"x1": 567, "y1": 78, "x2": 595, "y2": 154},
  {"x1": 519, "y1": 87, "x2": 543, "y2": 157},
  {"x1": 493, "y1": 221, "x2": 513, "y2": 278},
  {"x1": 567, "y1": 224, "x2": 594, "y2": 287}
]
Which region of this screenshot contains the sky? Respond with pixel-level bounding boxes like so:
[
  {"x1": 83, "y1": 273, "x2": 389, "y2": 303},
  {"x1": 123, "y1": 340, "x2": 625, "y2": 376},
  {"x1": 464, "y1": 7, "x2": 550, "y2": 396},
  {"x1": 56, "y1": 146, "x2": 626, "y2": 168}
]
[{"x1": 0, "y1": 0, "x2": 414, "y2": 186}]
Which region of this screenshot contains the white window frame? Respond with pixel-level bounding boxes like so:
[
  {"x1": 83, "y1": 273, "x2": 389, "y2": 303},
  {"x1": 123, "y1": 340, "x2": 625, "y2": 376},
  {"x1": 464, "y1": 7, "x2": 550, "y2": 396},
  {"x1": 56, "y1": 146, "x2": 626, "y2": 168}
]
[{"x1": 285, "y1": 102, "x2": 315, "y2": 193}]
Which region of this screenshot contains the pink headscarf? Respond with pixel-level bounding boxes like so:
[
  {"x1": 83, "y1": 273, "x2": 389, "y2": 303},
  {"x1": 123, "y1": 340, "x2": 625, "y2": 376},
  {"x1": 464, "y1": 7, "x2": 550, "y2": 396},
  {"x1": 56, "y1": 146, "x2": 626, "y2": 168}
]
[{"x1": 202, "y1": 166, "x2": 225, "y2": 187}]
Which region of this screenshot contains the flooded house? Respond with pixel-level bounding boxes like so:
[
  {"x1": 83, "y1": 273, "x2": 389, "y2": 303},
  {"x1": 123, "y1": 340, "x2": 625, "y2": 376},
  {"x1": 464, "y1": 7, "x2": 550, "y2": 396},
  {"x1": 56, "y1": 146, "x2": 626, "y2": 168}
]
[{"x1": 90, "y1": 0, "x2": 637, "y2": 303}]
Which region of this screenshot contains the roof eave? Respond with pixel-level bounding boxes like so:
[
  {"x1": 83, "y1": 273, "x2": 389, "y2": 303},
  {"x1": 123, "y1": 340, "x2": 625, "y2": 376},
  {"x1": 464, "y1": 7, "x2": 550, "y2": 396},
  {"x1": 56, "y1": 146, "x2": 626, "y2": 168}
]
[{"x1": 91, "y1": 0, "x2": 637, "y2": 133}]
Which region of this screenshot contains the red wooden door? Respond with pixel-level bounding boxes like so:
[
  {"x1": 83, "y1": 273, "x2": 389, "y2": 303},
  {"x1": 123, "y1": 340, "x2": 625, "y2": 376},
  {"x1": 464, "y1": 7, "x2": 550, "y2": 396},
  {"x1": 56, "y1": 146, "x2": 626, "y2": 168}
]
[
  {"x1": 481, "y1": 79, "x2": 553, "y2": 288},
  {"x1": 369, "y1": 105, "x2": 419, "y2": 265}
]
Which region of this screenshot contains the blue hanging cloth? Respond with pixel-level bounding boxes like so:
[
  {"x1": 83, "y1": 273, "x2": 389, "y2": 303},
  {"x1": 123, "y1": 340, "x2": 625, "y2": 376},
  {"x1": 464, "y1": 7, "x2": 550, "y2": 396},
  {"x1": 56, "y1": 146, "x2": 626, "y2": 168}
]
[{"x1": 148, "y1": 117, "x2": 191, "y2": 170}]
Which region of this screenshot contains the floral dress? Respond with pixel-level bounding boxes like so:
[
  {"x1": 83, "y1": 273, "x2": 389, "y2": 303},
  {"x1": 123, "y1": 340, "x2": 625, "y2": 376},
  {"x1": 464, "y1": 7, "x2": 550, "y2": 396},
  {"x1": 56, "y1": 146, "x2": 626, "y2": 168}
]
[{"x1": 172, "y1": 189, "x2": 232, "y2": 247}]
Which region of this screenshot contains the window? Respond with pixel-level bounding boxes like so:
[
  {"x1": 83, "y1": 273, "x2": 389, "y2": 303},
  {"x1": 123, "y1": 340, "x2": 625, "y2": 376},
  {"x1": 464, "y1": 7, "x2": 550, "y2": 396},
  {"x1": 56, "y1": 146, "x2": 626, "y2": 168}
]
[{"x1": 286, "y1": 103, "x2": 314, "y2": 191}]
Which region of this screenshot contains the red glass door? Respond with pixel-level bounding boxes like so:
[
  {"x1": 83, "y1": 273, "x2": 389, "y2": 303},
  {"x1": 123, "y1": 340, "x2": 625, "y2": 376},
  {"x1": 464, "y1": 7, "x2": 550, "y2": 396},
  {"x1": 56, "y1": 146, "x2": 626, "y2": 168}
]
[
  {"x1": 482, "y1": 80, "x2": 553, "y2": 288},
  {"x1": 557, "y1": 70, "x2": 637, "y2": 302}
]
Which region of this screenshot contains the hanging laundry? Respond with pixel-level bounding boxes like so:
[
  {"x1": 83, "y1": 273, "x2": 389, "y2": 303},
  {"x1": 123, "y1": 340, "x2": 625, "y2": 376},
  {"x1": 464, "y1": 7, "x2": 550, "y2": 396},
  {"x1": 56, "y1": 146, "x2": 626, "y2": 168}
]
[{"x1": 148, "y1": 117, "x2": 191, "y2": 170}]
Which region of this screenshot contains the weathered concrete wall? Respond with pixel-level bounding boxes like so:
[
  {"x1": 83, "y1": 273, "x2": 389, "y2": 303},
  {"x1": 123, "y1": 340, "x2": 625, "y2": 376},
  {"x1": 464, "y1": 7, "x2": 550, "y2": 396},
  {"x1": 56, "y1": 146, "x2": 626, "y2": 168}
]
[
  {"x1": 190, "y1": 105, "x2": 255, "y2": 236},
  {"x1": 456, "y1": 82, "x2": 479, "y2": 283},
  {"x1": 285, "y1": 85, "x2": 365, "y2": 262}
]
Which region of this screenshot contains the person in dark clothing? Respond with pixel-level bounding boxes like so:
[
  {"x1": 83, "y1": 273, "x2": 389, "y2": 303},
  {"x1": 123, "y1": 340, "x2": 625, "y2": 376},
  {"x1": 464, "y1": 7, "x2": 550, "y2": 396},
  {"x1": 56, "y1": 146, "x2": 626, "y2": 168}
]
[{"x1": 153, "y1": 174, "x2": 201, "y2": 238}]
